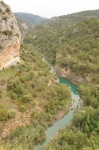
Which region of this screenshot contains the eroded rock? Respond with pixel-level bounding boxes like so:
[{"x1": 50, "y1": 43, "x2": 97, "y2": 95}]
[{"x1": 0, "y1": 0, "x2": 21, "y2": 70}]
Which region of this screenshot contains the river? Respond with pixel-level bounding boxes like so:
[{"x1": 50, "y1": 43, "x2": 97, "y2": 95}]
[{"x1": 35, "y1": 77, "x2": 81, "y2": 150}]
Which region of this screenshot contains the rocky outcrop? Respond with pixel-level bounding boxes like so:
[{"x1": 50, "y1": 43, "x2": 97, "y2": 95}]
[
  {"x1": 0, "y1": 1, "x2": 21, "y2": 70},
  {"x1": 16, "y1": 19, "x2": 29, "y2": 40},
  {"x1": 54, "y1": 66, "x2": 85, "y2": 84}
]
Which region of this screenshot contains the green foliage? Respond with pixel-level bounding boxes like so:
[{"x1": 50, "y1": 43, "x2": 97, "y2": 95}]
[
  {"x1": 0, "y1": 43, "x2": 71, "y2": 149},
  {"x1": 6, "y1": 7, "x2": 10, "y2": 13},
  {"x1": 0, "y1": 1, "x2": 7, "y2": 7},
  {"x1": 14, "y1": 12, "x2": 45, "y2": 26},
  {"x1": 0, "y1": 44, "x2": 2, "y2": 49},
  {"x1": 0, "y1": 104, "x2": 9, "y2": 121},
  {"x1": 8, "y1": 109, "x2": 16, "y2": 119},
  {"x1": 25, "y1": 12, "x2": 99, "y2": 67},
  {"x1": 5, "y1": 125, "x2": 45, "y2": 150},
  {"x1": 21, "y1": 94, "x2": 32, "y2": 102},
  {"x1": 24, "y1": 13, "x2": 99, "y2": 150},
  {"x1": 45, "y1": 126, "x2": 99, "y2": 150},
  {"x1": 2, "y1": 30, "x2": 12, "y2": 36},
  {"x1": 19, "y1": 105, "x2": 26, "y2": 112},
  {"x1": 73, "y1": 106, "x2": 99, "y2": 133},
  {"x1": 2, "y1": 16, "x2": 7, "y2": 21},
  {"x1": 1, "y1": 10, "x2": 99, "y2": 150},
  {"x1": 0, "y1": 89, "x2": 2, "y2": 98},
  {"x1": 0, "y1": 9, "x2": 2, "y2": 13}
]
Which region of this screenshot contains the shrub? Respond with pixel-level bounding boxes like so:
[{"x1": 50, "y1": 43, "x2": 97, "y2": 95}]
[
  {"x1": 16, "y1": 34, "x2": 19, "y2": 37},
  {"x1": 8, "y1": 109, "x2": 16, "y2": 119},
  {"x1": 1, "y1": 1, "x2": 7, "y2": 7},
  {"x1": 0, "y1": 9, "x2": 2, "y2": 13},
  {"x1": 19, "y1": 105, "x2": 26, "y2": 112},
  {"x1": 3, "y1": 30, "x2": 12, "y2": 36},
  {"x1": 0, "y1": 104, "x2": 9, "y2": 121},
  {"x1": 2, "y1": 16, "x2": 7, "y2": 20},
  {"x1": 10, "y1": 93, "x2": 17, "y2": 100},
  {"x1": 21, "y1": 94, "x2": 32, "y2": 102},
  {"x1": 0, "y1": 44, "x2": 2, "y2": 49},
  {"x1": 0, "y1": 90, "x2": 2, "y2": 98},
  {"x1": 14, "y1": 85, "x2": 23, "y2": 95},
  {"x1": 6, "y1": 7, "x2": 10, "y2": 13}
]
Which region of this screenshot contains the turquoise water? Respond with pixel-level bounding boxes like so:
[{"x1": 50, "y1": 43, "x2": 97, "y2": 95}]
[
  {"x1": 59, "y1": 77, "x2": 79, "y2": 95},
  {"x1": 35, "y1": 77, "x2": 80, "y2": 150}
]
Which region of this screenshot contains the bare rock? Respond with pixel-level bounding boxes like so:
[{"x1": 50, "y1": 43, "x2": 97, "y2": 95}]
[{"x1": 0, "y1": 0, "x2": 21, "y2": 70}]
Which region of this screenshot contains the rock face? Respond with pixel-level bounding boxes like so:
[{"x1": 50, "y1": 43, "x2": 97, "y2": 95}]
[
  {"x1": 16, "y1": 19, "x2": 29, "y2": 40},
  {"x1": 54, "y1": 66, "x2": 85, "y2": 85},
  {"x1": 0, "y1": 1, "x2": 21, "y2": 70}
]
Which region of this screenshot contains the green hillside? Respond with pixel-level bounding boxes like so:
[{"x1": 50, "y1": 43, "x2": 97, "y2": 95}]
[
  {"x1": 14, "y1": 12, "x2": 46, "y2": 26},
  {"x1": 56, "y1": 18, "x2": 99, "y2": 77},
  {"x1": 0, "y1": 43, "x2": 71, "y2": 150},
  {"x1": 23, "y1": 10, "x2": 99, "y2": 150},
  {"x1": 25, "y1": 9, "x2": 99, "y2": 64},
  {"x1": 0, "y1": 7, "x2": 99, "y2": 150}
]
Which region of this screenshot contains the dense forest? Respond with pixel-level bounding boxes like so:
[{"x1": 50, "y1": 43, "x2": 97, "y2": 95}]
[
  {"x1": 24, "y1": 11, "x2": 99, "y2": 150},
  {"x1": 0, "y1": 43, "x2": 71, "y2": 150},
  {"x1": 25, "y1": 10, "x2": 99, "y2": 64},
  {"x1": 0, "y1": 7, "x2": 99, "y2": 150}
]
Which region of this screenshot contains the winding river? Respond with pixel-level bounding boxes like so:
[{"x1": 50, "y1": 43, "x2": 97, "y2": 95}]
[{"x1": 35, "y1": 76, "x2": 81, "y2": 150}]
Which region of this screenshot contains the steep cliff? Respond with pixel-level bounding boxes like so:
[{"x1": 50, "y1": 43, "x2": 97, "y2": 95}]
[{"x1": 0, "y1": 1, "x2": 21, "y2": 70}]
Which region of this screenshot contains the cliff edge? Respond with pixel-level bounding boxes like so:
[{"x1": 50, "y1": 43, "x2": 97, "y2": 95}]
[{"x1": 0, "y1": 1, "x2": 21, "y2": 70}]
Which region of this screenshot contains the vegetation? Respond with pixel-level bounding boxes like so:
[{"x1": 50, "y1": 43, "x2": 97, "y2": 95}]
[
  {"x1": 28, "y1": 15, "x2": 99, "y2": 150},
  {"x1": 0, "y1": 104, "x2": 9, "y2": 121},
  {"x1": 0, "y1": 7, "x2": 99, "y2": 150},
  {"x1": 5, "y1": 7, "x2": 10, "y2": 13},
  {"x1": 45, "y1": 82, "x2": 99, "y2": 150},
  {"x1": 25, "y1": 10, "x2": 99, "y2": 65},
  {"x1": 14, "y1": 12, "x2": 46, "y2": 26},
  {"x1": 0, "y1": 1, "x2": 7, "y2": 7},
  {"x1": 4, "y1": 125, "x2": 46, "y2": 150},
  {"x1": 2, "y1": 30, "x2": 12, "y2": 36},
  {"x1": 2, "y1": 16, "x2": 7, "y2": 21},
  {"x1": 0, "y1": 44, "x2": 2, "y2": 49},
  {"x1": 0, "y1": 43, "x2": 71, "y2": 149}
]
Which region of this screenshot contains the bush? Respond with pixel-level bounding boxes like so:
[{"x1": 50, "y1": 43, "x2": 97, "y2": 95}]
[
  {"x1": 0, "y1": 104, "x2": 9, "y2": 121},
  {"x1": 0, "y1": 90, "x2": 2, "y2": 98},
  {"x1": 19, "y1": 105, "x2": 26, "y2": 112},
  {"x1": 3, "y1": 30, "x2": 12, "y2": 36},
  {"x1": 8, "y1": 109, "x2": 16, "y2": 119},
  {"x1": 0, "y1": 44, "x2": 2, "y2": 49},
  {"x1": 0, "y1": 9, "x2": 2, "y2": 13},
  {"x1": 6, "y1": 7, "x2": 10, "y2": 13},
  {"x1": 2, "y1": 16, "x2": 7, "y2": 20},
  {"x1": 10, "y1": 93, "x2": 17, "y2": 100},
  {"x1": 1, "y1": 1, "x2": 7, "y2": 7},
  {"x1": 21, "y1": 94, "x2": 32, "y2": 103}
]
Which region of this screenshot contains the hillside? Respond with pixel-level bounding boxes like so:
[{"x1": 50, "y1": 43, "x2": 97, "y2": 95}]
[
  {"x1": 0, "y1": 2, "x2": 99, "y2": 149},
  {"x1": 26, "y1": 9, "x2": 99, "y2": 64},
  {"x1": 0, "y1": 43, "x2": 72, "y2": 150},
  {"x1": 26, "y1": 10, "x2": 99, "y2": 82},
  {"x1": 24, "y1": 10, "x2": 99, "y2": 150},
  {"x1": 0, "y1": 3, "x2": 71, "y2": 148},
  {"x1": 14, "y1": 12, "x2": 46, "y2": 26}
]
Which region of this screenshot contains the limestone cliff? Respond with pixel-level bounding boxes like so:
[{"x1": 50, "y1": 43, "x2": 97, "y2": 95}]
[
  {"x1": 16, "y1": 19, "x2": 29, "y2": 40},
  {"x1": 0, "y1": 1, "x2": 21, "y2": 69}
]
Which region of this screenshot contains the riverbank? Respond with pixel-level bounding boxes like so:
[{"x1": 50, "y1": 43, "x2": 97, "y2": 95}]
[
  {"x1": 35, "y1": 77, "x2": 81, "y2": 150},
  {"x1": 54, "y1": 66, "x2": 86, "y2": 85}
]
